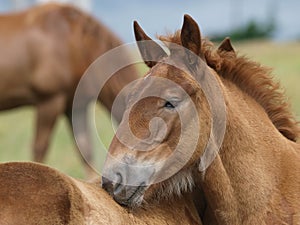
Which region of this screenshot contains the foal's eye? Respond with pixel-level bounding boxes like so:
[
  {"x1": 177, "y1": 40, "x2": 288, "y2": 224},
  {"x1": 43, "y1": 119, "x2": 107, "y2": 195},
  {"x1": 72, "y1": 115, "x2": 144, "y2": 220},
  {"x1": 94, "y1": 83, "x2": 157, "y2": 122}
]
[{"x1": 164, "y1": 101, "x2": 175, "y2": 109}]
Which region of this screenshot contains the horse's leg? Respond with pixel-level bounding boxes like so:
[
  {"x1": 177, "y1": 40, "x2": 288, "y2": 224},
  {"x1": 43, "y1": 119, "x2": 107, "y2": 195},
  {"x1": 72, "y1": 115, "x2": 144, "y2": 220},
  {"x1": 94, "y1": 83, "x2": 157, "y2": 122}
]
[
  {"x1": 33, "y1": 95, "x2": 66, "y2": 162},
  {"x1": 66, "y1": 107, "x2": 98, "y2": 179}
]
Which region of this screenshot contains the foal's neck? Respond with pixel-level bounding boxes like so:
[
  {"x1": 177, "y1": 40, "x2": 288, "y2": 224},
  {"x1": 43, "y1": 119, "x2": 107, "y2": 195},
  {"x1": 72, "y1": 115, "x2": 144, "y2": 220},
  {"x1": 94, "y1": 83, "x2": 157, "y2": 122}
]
[{"x1": 197, "y1": 80, "x2": 298, "y2": 224}]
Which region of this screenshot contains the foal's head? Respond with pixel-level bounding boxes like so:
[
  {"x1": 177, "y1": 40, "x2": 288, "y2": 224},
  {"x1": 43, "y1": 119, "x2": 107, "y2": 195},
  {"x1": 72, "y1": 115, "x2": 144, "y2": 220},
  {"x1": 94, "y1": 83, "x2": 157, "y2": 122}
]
[{"x1": 102, "y1": 15, "x2": 222, "y2": 208}]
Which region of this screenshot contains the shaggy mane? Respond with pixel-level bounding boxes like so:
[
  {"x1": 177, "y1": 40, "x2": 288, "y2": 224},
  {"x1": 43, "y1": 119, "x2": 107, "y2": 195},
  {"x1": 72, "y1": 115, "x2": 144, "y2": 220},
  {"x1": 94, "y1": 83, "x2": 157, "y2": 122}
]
[{"x1": 159, "y1": 31, "x2": 300, "y2": 142}]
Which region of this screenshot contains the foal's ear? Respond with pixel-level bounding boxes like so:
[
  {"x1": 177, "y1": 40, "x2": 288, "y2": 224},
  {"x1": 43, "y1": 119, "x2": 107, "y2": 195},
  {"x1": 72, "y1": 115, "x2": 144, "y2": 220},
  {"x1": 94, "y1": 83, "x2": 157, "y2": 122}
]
[
  {"x1": 133, "y1": 21, "x2": 167, "y2": 68},
  {"x1": 218, "y1": 37, "x2": 235, "y2": 53},
  {"x1": 181, "y1": 14, "x2": 203, "y2": 63}
]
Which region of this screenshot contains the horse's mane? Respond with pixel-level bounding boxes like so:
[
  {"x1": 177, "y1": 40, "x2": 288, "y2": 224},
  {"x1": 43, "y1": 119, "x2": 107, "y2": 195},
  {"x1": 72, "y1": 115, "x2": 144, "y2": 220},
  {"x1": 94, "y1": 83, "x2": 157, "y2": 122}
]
[{"x1": 159, "y1": 31, "x2": 300, "y2": 142}]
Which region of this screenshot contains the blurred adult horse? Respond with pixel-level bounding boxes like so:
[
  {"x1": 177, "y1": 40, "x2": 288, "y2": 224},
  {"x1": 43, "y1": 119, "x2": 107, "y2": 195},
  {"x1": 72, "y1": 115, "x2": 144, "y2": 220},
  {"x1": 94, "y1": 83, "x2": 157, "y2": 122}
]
[{"x1": 0, "y1": 3, "x2": 139, "y2": 172}]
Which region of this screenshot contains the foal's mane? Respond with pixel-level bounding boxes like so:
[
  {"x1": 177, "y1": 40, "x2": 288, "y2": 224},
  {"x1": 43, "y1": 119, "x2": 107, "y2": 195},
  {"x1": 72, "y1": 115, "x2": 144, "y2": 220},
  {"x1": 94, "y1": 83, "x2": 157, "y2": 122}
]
[{"x1": 159, "y1": 31, "x2": 300, "y2": 142}]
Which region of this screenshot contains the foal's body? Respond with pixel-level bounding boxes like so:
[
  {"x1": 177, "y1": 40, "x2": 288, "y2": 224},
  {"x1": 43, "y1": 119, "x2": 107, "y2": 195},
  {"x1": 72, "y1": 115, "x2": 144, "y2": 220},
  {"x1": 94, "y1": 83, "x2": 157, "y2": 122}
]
[
  {"x1": 102, "y1": 15, "x2": 300, "y2": 224},
  {"x1": 0, "y1": 162, "x2": 201, "y2": 225},
  {"x1": 0, "y1": 3, "x2": 139, "y2": 169}
]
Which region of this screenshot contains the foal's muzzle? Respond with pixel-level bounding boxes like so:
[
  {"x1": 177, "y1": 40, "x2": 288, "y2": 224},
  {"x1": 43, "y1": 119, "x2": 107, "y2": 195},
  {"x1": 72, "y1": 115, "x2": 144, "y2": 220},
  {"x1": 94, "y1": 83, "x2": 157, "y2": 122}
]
[
  {"x1": 102, "y1": 178, "x2": 147, "y2": 207},
  {"x1": 102, "y1": 161, "x2": 155, "y2": 207}
]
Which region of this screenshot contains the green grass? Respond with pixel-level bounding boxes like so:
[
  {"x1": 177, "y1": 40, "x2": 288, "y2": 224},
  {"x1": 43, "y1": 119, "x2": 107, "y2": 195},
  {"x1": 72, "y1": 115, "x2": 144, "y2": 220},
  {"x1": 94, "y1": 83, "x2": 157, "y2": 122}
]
[
  {"x1": 0, "y1": 104, "x2": 114, "y2": 179},
  {"x1": 0, "y1": 41, "x2": 299, "y2": 179}
]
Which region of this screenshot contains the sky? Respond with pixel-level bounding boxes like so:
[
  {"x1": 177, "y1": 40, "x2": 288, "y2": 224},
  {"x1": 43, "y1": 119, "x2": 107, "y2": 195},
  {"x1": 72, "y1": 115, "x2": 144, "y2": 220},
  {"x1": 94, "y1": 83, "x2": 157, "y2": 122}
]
[
  {"x1": 92, "y1": 0, "x2": 300, "y2": 42},
  {"x1": 1, "y1": 0, "x2": 299, "y2": 42}
]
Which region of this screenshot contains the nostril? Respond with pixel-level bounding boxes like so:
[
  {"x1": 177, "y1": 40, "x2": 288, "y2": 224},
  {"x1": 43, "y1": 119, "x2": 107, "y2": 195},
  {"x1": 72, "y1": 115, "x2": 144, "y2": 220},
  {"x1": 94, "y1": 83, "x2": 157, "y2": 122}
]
[
  {"x1": 102, "y1": 171, "x2": 124, "y2": 195},
  {"x1": 115, "y1": 172, "x2": 122, "y2": 184},
  {"x1": 113, "y1": 172, "x2": 123, "y2": 195}
]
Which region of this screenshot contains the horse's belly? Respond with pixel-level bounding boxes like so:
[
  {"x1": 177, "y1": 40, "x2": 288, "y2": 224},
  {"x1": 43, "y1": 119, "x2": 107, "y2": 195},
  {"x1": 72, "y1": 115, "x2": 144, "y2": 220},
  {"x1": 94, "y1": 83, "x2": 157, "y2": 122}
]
[
  {"x1": 0, "y1": 88, "x2": 37, "y2": 110},
  {"x1": 0, "y1": 58, "x2": 34, "y2": 110}
]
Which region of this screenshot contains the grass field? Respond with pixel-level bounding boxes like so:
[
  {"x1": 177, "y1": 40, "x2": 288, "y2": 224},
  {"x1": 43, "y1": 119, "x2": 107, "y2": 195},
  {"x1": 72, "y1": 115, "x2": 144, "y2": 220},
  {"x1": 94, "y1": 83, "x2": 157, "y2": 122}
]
[
  {"x1": 236, "y1": 41, "x2": 300, "y2": 116},
  {"x1": 0, "y1": 40, "x2": 299, "y2": 179}
]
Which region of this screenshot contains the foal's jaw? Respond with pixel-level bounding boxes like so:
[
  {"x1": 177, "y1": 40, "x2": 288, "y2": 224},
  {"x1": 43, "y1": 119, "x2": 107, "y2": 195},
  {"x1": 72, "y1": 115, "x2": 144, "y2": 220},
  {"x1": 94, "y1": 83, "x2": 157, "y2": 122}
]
[{"x1": 102, "y1": 170, "x2": 195, "y2": 208}]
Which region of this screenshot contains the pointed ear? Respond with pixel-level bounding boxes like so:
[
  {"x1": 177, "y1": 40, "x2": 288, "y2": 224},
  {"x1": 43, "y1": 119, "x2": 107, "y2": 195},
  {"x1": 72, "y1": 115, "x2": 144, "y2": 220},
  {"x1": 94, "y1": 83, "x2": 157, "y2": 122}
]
[
  {"x1": 181, "y1": 14, "x2": 203, "y2": 63},
  {"x1": 133, "y1": 21, "x2": 167, "y2": 68},
  {"x1": 218, "y1": 37, "x2": 235, "y2": 53}
]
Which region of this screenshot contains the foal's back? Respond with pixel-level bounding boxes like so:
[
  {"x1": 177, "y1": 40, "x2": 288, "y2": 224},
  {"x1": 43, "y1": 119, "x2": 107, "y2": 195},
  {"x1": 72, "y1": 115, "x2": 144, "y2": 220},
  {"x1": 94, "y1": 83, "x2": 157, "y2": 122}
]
[{"x1": 0, "y1": 162, "x2": 202, "y2": 225}]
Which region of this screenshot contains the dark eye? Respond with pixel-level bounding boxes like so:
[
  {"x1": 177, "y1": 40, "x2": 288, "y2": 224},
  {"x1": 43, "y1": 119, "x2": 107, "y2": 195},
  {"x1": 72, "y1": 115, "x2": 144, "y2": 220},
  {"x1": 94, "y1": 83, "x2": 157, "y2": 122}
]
[{"x1": 164, "y1": 101, "x2": 175, "y2": 109}]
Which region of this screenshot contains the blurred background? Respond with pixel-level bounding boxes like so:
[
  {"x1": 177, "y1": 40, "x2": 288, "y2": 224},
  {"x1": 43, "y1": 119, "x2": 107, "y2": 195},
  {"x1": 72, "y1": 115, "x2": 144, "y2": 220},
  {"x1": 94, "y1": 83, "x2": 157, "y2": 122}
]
[
  {"x1": 0, "y1": 0, "x2": 299, "y2": 178},
  {"x1": 1, "y1": 0, "x2": 300, "y2": 42}
]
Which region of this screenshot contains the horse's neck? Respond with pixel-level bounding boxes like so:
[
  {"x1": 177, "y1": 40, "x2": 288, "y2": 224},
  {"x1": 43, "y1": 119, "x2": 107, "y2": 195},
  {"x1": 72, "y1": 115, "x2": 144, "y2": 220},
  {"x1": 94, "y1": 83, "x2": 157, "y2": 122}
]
[
  {"x1": 197, "y1": 81, "x2": 300, "y2": 224},
  {"x1": 83, "y1": 26, "x2": 139, "y2": 122},
  {"x1": 95, "y1": 42, "x2": 139, "y2": 122}
]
